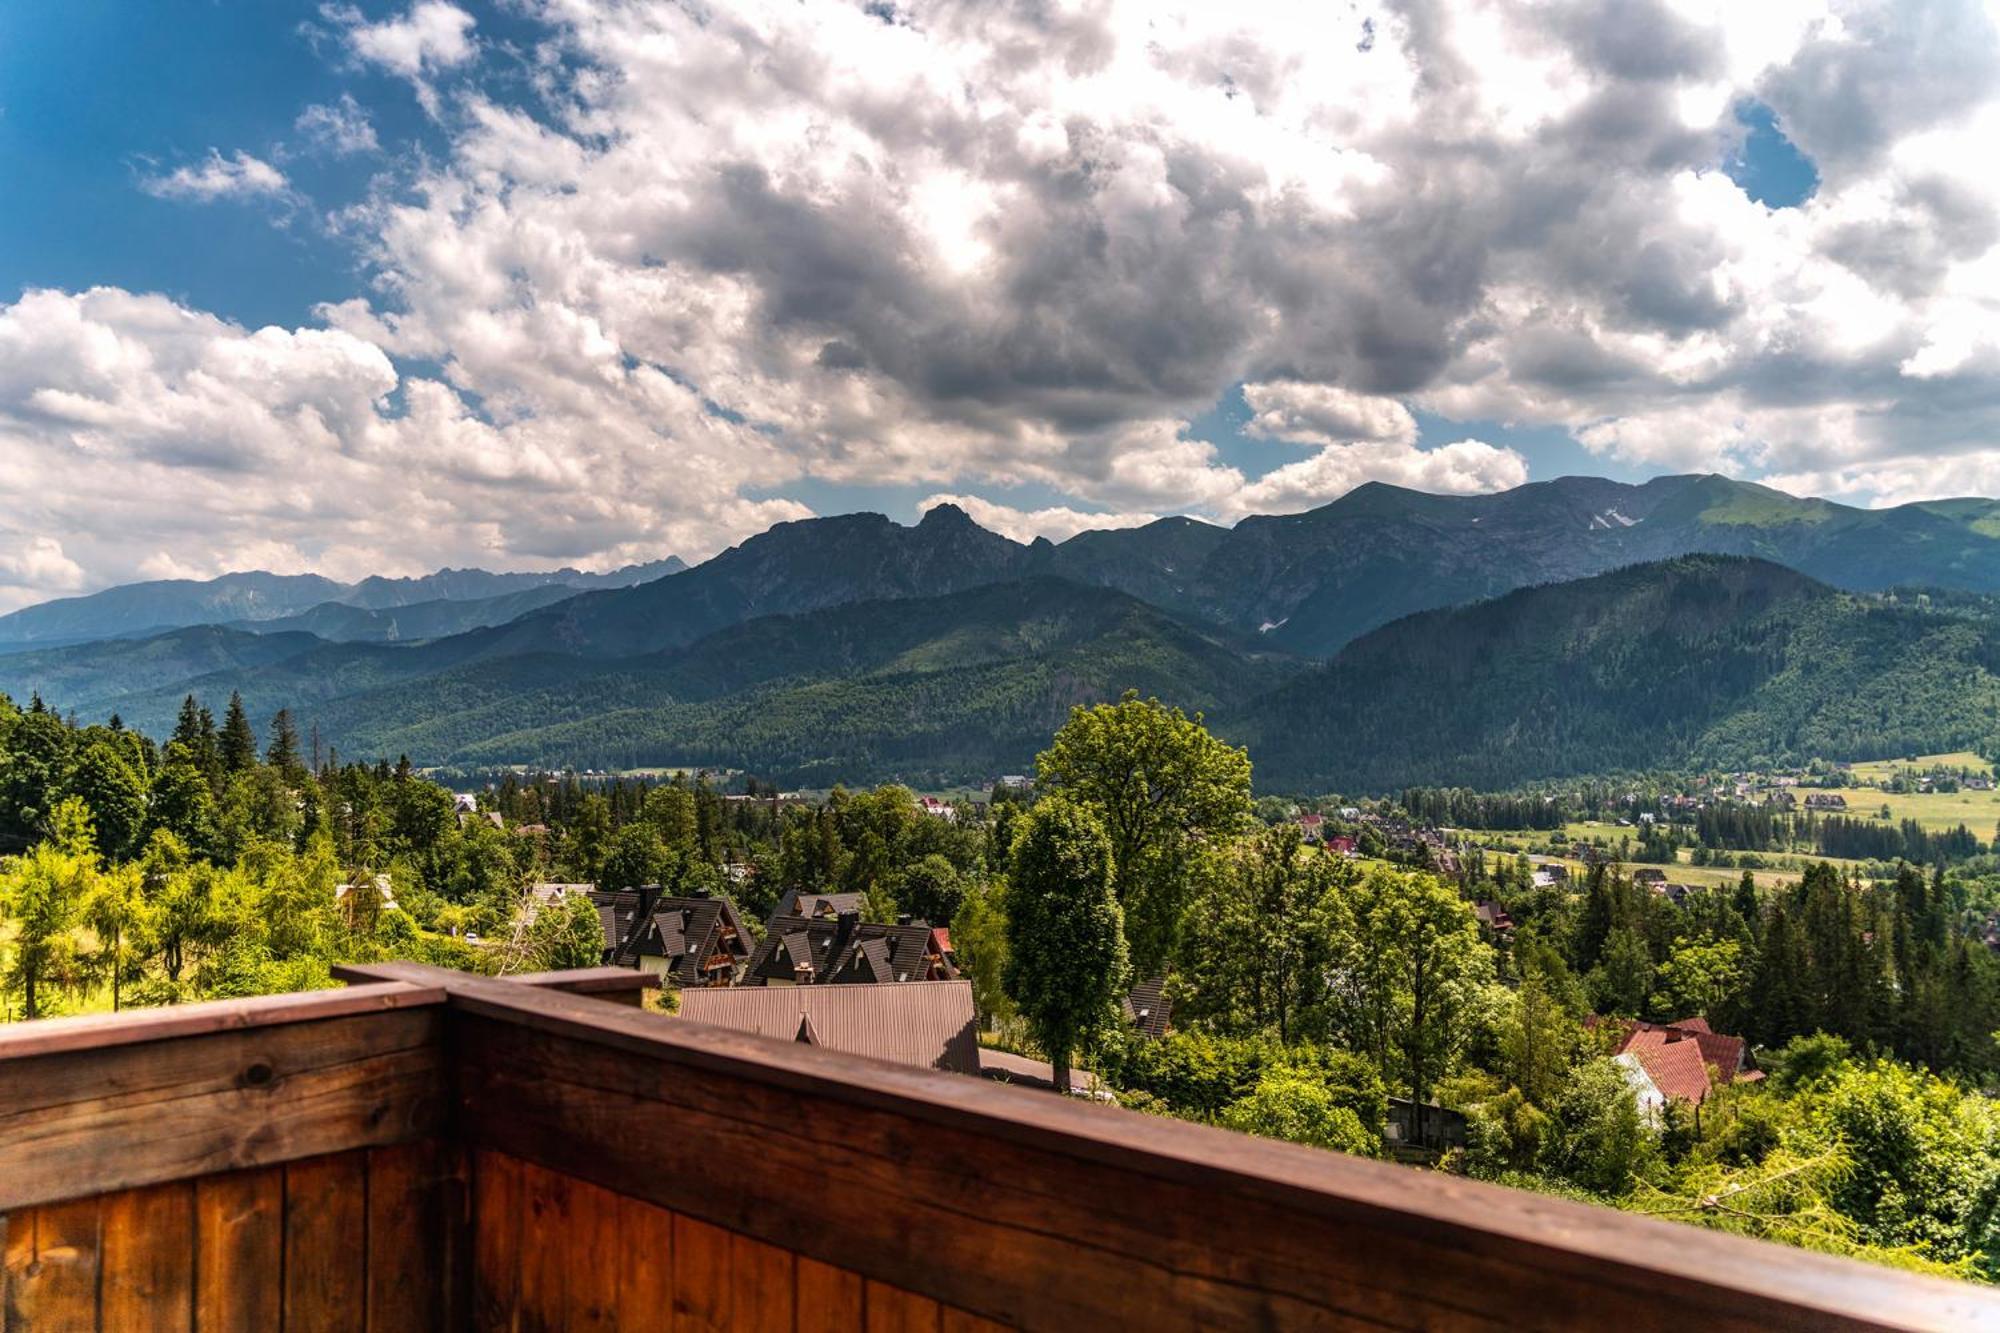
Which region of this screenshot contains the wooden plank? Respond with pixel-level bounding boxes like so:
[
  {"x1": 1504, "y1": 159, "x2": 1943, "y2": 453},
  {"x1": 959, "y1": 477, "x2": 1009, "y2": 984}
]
[
  {"x1": 794, "y1": 1257, "x2": 864, "y2": 1333},
  {"x1": 615, "y1": 1189, "x2": 673, "y2": 1332},
  {"x1": 0, "y1": 1009, "x2": 446, "y2": 1212},
  {"x1": 283, "y1": 1152, "x2": 367, "y2": 1333},
  {"x1": 472, "y1": 1149, "x2": 522, "y2": 1332},
  {"x1": 670, "y1": 1212, "x2": 731, "y2": 1333},
  {"x1": 939, "y1": 1308, "x2": 1012, "y2": 1333},
  {"x1": 367, "y1": 1140, "x2": 465, "y2": 1333},
  {"x1": 0, "y1": 1197, "x2": 102, "y2": 1330},
  {"x1": 440, "y1": 982, "x2": 2000, "y2": 1333},
  {"x1": 561, "y1": 1176, "x2": 622, "y2": 1332},
  {"x1": 337, "y1": 962, "x2": 655, "y2": 1005},
  {"x1": 866, "y1": 1280, "x2": 941, "y2": 1333},
  {"x1": 101, "y1": 1182, "x2": 195, "y2": 1332},
  {"x1": 730, "y1": 1231, "x2": 795, "y2": 1333},
  {"x1": 194, "y1": 1168, "x2": 282, "y2": 1333},
  {"x1": 517, "y1": 1159, "x2": 572, "y2": 1332},
  {"x1": 0, "y1": 982, "x2": 441, "y2": 1060}
]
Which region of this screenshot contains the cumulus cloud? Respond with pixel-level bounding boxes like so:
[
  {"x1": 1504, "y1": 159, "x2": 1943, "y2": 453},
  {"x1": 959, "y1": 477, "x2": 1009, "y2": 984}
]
[
  {"x1": 0, "y1": 287, "x2": 808, "y2": 595},
  {"x1": 5, "y1": 0, "x2": 2000, "y2": 607},
  {"x1": 140, "y1": 150, "x2": 289, "y2": 203},
  {"x1": 0, "y1": 536, "x2": 86, "y2": 613},
  {"x1": 323, "y1": 1, "x2": 476, "y2": 112},
  {"x1": 295, "y1": 94, "x2": 380, "y2": 157},
  {"x1": 1242, "y1": 382, "x2": 1418, "y2": 447},
  {"x1": 1222, "y1": 439, "x2": 1530, "y2": 519},
  {"x1": 918, "y1": 495, "x2": 1160, "y2": 544}
]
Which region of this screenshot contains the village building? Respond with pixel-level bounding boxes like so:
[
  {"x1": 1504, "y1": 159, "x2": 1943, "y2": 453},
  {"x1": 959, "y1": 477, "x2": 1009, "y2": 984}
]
[
  {"x1": 771, "y1": 889, "x2": 867, "y2": 920},
  {"x1": 589, "y1": 887, "x2": 753, "y2": 986},
  {"x1": 744, "y1": 911, "x2": 957, "y2": 987},
  {"x1": 1805, "y1": 793, "x2": 1849, "y2": 810},
  {"x1": 1604, "y1": 1017, "x2": 1761, "y2": 1123},
  {"x1": 679, "y1": 980, "x2": 981, "y2": 1074},
  {"x1": 1122, "y1": 977, "x2": 1173, "y2": 1040}
]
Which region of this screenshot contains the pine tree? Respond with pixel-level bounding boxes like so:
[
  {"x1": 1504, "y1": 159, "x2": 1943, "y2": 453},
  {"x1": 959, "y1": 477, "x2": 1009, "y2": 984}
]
[
  {"x1": 219, "y1": 693, "x2": 257, "y2": 774},
  {"x1": 265, "y1": 708, "x2": 304, "y2": 780}
]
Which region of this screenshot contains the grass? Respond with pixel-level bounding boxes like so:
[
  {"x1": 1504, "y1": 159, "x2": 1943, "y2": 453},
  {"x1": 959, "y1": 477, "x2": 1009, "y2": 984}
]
[
  {"x1": 1460, "y1": 830, "x2": 1866, "y2": 889},
  {"x1": 1796, "y1": 786, "x2": 2000, "y2": 835},
  {"x1": 1848, "y1": 751, "x2": 1994, "y2": 783}
]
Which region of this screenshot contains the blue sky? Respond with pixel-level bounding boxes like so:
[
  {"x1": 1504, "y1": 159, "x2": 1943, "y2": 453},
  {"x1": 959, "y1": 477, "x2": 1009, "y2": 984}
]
[
  {"x1": 1, "y1": 1, "x2": 1988, "y2": 607},
  {"x1": 0, "y1": 1, "x2": 1804, "y2": 502}
]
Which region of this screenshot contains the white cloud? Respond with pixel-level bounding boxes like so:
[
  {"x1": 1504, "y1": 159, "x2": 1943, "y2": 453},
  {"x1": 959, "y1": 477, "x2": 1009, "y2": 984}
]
[
  {"x1": 140, "y1": 150, "x2": 289, "y2": 203},
  {"x1": 0, "y1": 287, "x2": 807, "y2": 600},
  {"x1": 1222, "y1": 439, "x2": 1530, "y2": 519},
  {"x1": 0, "y1": 536, "x2": 85, "y2": 612},
  {"x1": 1242, "y1": 382, "x2": 1418, "y2": 447},
  {"x1": 296, "y1": 94, "x2": 380, "y2": 157},
  {"x1": 328, "y1": 1, "x2": 474, "y2": 76},
  {"x1": 5, "y1": 0, "x2": 2000, "y2": 608},
  {"x1": 324, "y1": 1, "x2": 475, "y2": 113},
  {"x1": 918, "y1": 495, "x2": 1160, "y2": 544}
]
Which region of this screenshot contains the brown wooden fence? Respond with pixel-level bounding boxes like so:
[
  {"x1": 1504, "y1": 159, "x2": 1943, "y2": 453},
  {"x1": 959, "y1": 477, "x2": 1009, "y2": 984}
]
[{"x1": 2, "y1": 961, "x2": 1994, "y2": 1331}]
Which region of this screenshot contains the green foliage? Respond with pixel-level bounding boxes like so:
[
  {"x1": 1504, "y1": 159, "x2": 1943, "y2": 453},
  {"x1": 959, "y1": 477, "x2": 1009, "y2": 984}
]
[
  {"x1": 1239, "y1": 557, "x2": 2000, "y2": 792},
  {"x1": 526, "y1": 891, "x2": 606, "y2": 972},
  {"x1": 1037, "y1": 691, "x2": 1252, "y2": 973},
  {"x1": 1222, "y1": 1073, "x2": 1380, "y2": 1157},
  {"x1": 1003, "y1": 796, "x2": 1129, "y2": 1093}
]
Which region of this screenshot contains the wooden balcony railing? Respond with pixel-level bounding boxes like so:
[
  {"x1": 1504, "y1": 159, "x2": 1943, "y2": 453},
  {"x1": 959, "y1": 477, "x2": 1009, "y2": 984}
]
[{"x1": 3, "y1": 961, "x2": 1995, "y2": 1331}]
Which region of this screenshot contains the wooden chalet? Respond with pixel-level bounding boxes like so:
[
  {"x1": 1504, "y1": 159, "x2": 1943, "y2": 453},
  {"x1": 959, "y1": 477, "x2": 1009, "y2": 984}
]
[
  {"x1": 0, "y1": 962, "x2": 1991, "y2": 1329},
  {"x1": 596, "y1": 888, "x2": 752, "y2": 987},
  {"x1": 745, "y1": 911, "x2": 956, "y2": 987}
]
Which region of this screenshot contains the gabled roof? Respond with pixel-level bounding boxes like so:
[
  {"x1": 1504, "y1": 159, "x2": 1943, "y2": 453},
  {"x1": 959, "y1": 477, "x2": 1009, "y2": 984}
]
[
  {"x1": 772, "y1": 890, "x2": 867, "y2": 921},
  {"x1": 1621, "y1": 1032, "x2": 1714, "y2": 1106},
  {"x1": 1122, "y1": 978, "x2": 1172, "y2": 1040},
  {"x1": 678, "y1": 981, "x2": 980, "y2": 1074},
  {"x1": 742, "y1": 914, "x2": 956, "y2": 986},
  {"x1": 1601, "y1": 1016, "x2": 1754, "y2": 1105}
]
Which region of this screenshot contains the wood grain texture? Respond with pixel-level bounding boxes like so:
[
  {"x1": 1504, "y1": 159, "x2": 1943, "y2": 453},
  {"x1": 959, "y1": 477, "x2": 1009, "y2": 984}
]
[
  {"x1": 670, "y1": 1212, "x2": 731, "y2": 1333},
  {"x1": 517, "y1": 1158, "x2": 572, "y2": 1333},
  {"x1": 616, "y1": 1187, "x2": 674, "y2": 1331},
  {"x1": 366, "y1": 1139, "x2": 466, "y2": 1333},
  {"x1": 194, "y1": 1167, "x2": 283, "y2": 1333},
  {"x1": 795, "y1": 1256, "x2": 865, "y2": 1333},
  {"x1": 441, "y1": 978, "x2": 2000, "y2": 1333},
  {"x1": 100, "y1": 1182, "x2": 195, "y2": 1332},
  {"x1": 471, "y1": 1148, "x2": 523, "y2": 1333},
  {"x1": 730, "y1": 1231, "x2": 795, "y2": 1333},
  {"x1": 939, "y1": 1308, "x2": 1013, "y2": 1333},
  {"x1": 866, "y1": 1280, "x2": 941, "y2": 1333},
  {"x1": 283, "y1": 1153, "x2": 367, "y2": 1333},
  {"x1": 0, "y1": 1008, "x2": 445, "y2": 1212},
  {"x1": 0, "y1": 1197, "x2": 103, "y2": 1330}
]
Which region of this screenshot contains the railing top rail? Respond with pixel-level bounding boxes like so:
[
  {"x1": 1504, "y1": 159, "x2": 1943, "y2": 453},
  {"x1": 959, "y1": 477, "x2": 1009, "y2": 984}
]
[
  {"x1": 0, "y1": 980, "x2": 443, "y2": 1062},
  {"x1": 369, "y1": 962, "x2": 2000, "y2": 1332}
]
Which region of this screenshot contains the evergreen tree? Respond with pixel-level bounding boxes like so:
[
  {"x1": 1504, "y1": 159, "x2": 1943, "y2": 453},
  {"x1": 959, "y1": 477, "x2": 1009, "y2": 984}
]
[{"x1": 219, "y1": 693, "x2": 257, "y2": 775}]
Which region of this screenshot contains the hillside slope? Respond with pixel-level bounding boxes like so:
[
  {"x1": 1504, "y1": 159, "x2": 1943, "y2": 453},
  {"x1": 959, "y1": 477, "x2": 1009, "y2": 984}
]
[
  {"x1": 213, "y1": 578, "x2": 1300, "y2": 784},
  {"x1": 1229, "y1": 557, "x2": 2000, "y2": 792}
]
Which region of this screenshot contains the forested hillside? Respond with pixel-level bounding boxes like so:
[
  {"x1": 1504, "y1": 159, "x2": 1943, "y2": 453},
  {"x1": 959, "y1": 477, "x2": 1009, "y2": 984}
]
[{"x1": 1235, "y1": 557, "x2": 2000, "y2": 791}]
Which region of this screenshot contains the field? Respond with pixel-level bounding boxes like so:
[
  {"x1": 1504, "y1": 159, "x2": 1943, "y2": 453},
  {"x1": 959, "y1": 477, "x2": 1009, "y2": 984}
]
[
  {"x1": 1797, "y1": 785, "x2": 2000, "y2": 834},
  {"x1": 1848, "y1": 750, "x2": 1994, "y2": 783},
  {"x1": 1460, "y1": 825, "x2": 1866, "y2": 890}
]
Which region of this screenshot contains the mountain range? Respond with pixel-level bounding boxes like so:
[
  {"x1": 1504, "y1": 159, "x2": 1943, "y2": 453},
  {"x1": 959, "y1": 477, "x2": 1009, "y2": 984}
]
[
  {"x1": 2, "y1": 473, "x2": 1997, "y2": 790},
  {"x1": 0, "y1": 558, "x2": 686, "y2": 649}
]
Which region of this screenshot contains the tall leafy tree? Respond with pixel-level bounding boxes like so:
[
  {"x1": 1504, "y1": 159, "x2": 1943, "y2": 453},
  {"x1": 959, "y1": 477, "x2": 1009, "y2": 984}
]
[
  {"x1": 1036, "y1": 692, "x2": 1251, "y2": 973},
  {"x1": 67, "y1": 738, "x2": 148, "y2": 861},
  {"x1": 83, "y1": 863, "x2": 152, "y2": 1012},
  {"x1": 1003, "y1": 797, "x2": 1129, "y2": 1094},
  {"x1": 1, "y1": 797, "x2": 98, "y2": 1019}
]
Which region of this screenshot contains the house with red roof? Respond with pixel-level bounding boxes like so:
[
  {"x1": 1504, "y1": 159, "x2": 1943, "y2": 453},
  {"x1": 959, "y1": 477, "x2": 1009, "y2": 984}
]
[{"x1": 1606, "y1": 1016, "x2": 1761, "y2": 1123}]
